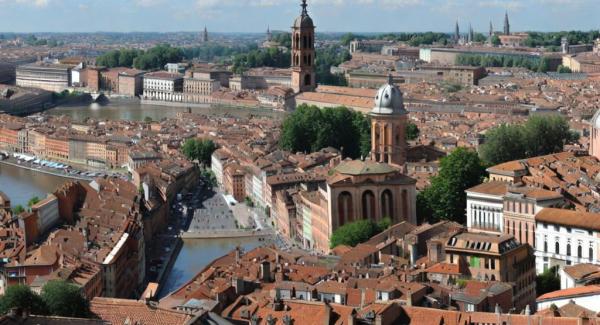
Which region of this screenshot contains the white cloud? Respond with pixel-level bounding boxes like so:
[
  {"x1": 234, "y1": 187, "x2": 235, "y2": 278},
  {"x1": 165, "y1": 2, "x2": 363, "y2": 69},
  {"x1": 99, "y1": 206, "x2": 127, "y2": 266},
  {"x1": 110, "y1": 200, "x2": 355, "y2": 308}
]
[{"x1": 3, "y1": 0, "x2": 51, "y2": 7}]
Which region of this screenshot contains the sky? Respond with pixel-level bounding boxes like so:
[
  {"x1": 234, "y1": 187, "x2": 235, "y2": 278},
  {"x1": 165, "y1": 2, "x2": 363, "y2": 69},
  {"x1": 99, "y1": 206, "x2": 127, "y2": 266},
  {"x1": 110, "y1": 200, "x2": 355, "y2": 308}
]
[{"x1": 0, "y1": 0, "x2": 598, "y2": 33}]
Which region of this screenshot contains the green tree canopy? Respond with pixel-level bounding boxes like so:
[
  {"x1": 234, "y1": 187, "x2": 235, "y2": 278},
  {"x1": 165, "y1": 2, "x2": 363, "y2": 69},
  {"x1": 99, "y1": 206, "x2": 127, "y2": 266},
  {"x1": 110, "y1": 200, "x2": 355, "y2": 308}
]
[
  {"x1": 536, "y1": 266, "x2": 560, "y2": 296},
  {"x1": 27, "y1": 196, "x2": 40, "y2": 208},
  {"x1": 479, "y1": 124, "x2": 526, "y2": 166},
  {"x1": 419, "y1": 148, "x2": 487, "y2": 224},
  {"x1": 182, "y1": 138, "x2": 217, "y2": 166},
  {"x1": 12, "y1": 205, "x2": 25, "y2": 215},
  {"x1": 330, "y1": 218, "x2": 391, "y2": 248},
  {"x1": 315, "y1": 46, "x2": 350, "y2": 86},
  {"x1": 491, "y1": 35, "x2": 501, "y2": 46},
  {"x1": 96, "y1": 45, "x2": 183, "y2": 70},
  {"x1": 406, "y1": 122, "x2": 420, "y2": 141},
  {"x1": 231, "y1": 47, "x2": 290, "y2": 74},
  {"x1": 0, "y1": 284, "x2": 46, "y2": 315},
  {"x1": 280, "y1": 104, "x2": 370, "y2": 159},
  {"x1": 41, "y1": 280, "x2": 90, "y2": 318},
  {"x1": 479, "y1": 116, "x2": 575, "y2": 165}
]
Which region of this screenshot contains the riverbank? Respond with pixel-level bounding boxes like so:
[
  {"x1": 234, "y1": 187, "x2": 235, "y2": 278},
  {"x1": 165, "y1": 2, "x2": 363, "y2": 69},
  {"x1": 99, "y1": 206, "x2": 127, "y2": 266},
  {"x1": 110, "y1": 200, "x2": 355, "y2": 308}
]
[{"x1": 0, "y1": 159, "x2": 92, "y2": 182}]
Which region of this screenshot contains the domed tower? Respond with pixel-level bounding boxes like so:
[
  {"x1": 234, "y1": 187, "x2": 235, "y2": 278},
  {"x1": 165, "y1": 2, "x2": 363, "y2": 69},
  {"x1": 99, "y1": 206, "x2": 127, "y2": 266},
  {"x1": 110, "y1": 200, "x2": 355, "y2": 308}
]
[
  {"x1": 590, "y1": 110, "x2": 600, "y2": 160},
  {"x1": 370, "y1": 75, "x2": 408, "y2": 167},
  {"x1": 291, "y1": 0, "x2": 316, "y2": 93}
]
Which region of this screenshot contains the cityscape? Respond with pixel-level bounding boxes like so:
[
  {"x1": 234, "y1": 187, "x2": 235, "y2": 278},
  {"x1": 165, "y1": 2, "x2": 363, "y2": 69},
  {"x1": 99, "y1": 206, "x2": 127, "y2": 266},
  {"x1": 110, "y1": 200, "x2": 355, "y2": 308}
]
[{"x1": 1, "y1": 0, "x2": 600, "y2": 324}]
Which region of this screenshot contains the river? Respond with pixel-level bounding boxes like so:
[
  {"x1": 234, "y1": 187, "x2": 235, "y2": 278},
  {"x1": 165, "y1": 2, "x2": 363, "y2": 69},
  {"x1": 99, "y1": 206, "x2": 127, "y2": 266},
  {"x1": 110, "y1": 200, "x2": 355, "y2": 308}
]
[
  {"x1": 0, "y1": 162, "x2": 69, "y2": 207},
  {"x1": 158, "y1": 237, "x2": 261, "y2": 298},
  {"x1": 46, "y1": 99, "x2": 284, "y2": 122}
]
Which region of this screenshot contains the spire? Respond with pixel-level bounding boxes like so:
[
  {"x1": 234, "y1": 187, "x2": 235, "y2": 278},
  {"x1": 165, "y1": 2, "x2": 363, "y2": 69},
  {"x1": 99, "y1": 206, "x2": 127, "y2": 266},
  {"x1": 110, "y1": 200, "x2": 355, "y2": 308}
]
[
  {"x1": 504, "y1": 11, "x2": 510, "y2": 35},
  {"x1": 301, "y1": 0, "x2": 308, "y2": 15},
  {"x1": 468, "y1": 23, "x2": 473, "y2": 43},
  {"x1": 454, "y1": 20, "x2": 460, "y2": 41}
]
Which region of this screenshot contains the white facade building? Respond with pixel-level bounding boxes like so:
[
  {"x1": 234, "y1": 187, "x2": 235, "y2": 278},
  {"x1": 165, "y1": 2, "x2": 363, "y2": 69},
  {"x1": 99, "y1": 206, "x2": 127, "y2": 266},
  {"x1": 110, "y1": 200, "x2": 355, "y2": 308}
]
[
  {"x1": 535, "y1": 208, "x2": 600, "y2": 274},
  {"x1": 465, "y1": 181, "x2": 507, "y2": 234},
  {"x1": 142, "y1": 71, "x2": 184, "y2": 102}
]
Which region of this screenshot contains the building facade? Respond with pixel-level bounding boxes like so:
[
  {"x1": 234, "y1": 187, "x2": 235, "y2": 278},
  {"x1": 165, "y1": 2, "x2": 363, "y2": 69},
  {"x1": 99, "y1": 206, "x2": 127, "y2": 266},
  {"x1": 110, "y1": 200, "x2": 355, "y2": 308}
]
[
  {"x1": 142, "y1": 71, "x2": 184, "y2": 102},
  {"x1": 16, "y1": 63, "x2": 72, "y2": 92},
  {"x1": 535, "y1": 208, "x2": 600, "y2": 274}
]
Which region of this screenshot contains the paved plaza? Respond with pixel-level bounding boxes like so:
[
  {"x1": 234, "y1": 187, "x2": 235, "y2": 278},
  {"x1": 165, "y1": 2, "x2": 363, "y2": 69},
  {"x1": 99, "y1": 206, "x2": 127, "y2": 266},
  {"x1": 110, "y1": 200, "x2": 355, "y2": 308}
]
[{"x1": 189, "y1": 192, "x2": 237, "y2": 232}]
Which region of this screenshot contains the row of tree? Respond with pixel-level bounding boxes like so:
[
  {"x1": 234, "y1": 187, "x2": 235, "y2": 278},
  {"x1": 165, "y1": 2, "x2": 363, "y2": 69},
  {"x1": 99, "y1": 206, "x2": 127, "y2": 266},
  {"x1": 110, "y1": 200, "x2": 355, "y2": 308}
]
[
  {"x1": 456, "y1": 53, "x2": 552, "y2": 72},
  {"x1": 523, "y1": 31, "x2": 600, "y2": 49},
  {"x1": 95, "y1": 44, "x2": 184, "y2": 70},
  {"x1": 0, "y1": 281, "x2": 89, "y2": 317},
  {"x1": 231, "y1": 47, "x2": 291, "y2": 74},
  {"x1": 280, "y1": 105, "x2": 371, "y2": 159},
  {"x1": 479, "y1": 116, "x2": 578, "y2": 165},
  {"x1": 315, "y1": 46, "x2": 351, "y2": 86}
]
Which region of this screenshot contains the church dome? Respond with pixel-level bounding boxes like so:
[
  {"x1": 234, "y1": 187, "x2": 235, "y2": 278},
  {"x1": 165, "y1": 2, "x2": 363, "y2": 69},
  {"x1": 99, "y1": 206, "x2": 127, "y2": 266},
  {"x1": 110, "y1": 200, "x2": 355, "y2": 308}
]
[
  {"x1": 293, "y1": 0, "x2": 314, "y2": 29},
  {"x1": 371, "y1": 75, "x2": 407, "y2": 115},
  {"x1": 592, "y1": 109, "x2": 600, "y2": 130},
  {"x1": 294, "y1": 15, "x2": 314, "y2": 28}
]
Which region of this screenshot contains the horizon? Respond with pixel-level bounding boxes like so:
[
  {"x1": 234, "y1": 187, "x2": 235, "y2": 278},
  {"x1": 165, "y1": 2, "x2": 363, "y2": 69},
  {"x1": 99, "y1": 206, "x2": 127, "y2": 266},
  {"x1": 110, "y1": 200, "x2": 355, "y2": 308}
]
[{"x1": 0, "y1": 0, "x2": 598, "y2": 34}]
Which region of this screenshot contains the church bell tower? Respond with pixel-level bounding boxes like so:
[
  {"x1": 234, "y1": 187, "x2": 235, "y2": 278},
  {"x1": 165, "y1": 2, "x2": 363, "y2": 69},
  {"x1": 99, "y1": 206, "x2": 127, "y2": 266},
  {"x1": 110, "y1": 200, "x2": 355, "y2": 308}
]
[{"x1": 291, "y1": 0, "x2": 316, "y2": 93}]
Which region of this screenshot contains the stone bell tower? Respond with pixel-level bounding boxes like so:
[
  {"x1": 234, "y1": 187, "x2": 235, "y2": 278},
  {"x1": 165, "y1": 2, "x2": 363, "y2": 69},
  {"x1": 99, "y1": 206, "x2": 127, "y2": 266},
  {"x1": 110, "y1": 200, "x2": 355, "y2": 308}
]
[{"x1": 291, "y1": 0, "x2": 316, "y2": 93}]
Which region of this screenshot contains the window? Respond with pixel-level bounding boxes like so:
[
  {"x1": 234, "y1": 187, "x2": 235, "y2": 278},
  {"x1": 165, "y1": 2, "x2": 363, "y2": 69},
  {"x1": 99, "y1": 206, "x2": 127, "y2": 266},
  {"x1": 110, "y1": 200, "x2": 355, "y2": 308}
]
[
  {"x1": 491, "y1": 258, "x2": 496, "y2": 270},
  {"x1": 578, "y1": 245, "x2": 583, "y2": 258},
  {"x1": 466, "y1": 303, "x2": 475, "y2": 312},
  {"x1": 590, "y1": 247, "x2": 594, "y2": 261},
  {"x1": 555, "y1": 241, "x2": 560, "y2": 255},
  {"x1": 544, "y1": 240, "x2": 548, "y2": 253},
  {"x1": 567, "y1": 243, "x2": 571, "y2": 256}
]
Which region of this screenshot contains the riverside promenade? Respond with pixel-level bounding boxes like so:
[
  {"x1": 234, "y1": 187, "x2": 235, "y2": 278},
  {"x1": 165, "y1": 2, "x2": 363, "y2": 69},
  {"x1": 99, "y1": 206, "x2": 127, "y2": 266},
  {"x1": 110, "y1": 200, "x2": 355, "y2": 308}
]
[{"x1": 0, "y1": 158, "x2": 92, "y2": 181}]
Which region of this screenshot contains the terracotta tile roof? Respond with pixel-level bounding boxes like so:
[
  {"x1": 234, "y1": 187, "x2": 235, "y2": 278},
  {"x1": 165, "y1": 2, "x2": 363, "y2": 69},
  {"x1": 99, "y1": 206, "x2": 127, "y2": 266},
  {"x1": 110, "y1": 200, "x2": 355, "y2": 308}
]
[
  {"x1": 466, "y1": 181, "x2": 508, "y2": 196},
  {"x1": 90, "y1": 297, "x2": 194, "y2": 325},
  {"x1": 537, "y1": 285, "x2": 600, "y2": 301},
  {"x1": 535, "y1": 208, "x2": 600, "y2": 232},
  {"x1": 425, "y1": 262, "x2": 461, "y2": 275}
]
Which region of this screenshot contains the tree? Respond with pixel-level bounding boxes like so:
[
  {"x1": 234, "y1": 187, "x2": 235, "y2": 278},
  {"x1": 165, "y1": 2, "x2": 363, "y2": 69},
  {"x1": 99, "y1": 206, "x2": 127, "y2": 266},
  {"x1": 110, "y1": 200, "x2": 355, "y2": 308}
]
[
  {"x1": 491, "y1": 35, "x2": 501, "y2": 46},
  {"x1": 479, "y1": 116, "x2": 574, "y2": 165},
  {"x1": 201, "y1": 169, "x2": 217, "y2": 188},
  {"x1": 523, "y1": 115, "x2": 572, "y2": 157},
  {"x1": 557, "y1": 65, "x2": 572, "y2": 73},
  {"x1": 12, "y1": 205, "x2": 25, "y2": 215},
  {"x1": 330, "y1": 218, "x2": 392, "y2": 248},
  {"x1": 406, "y1": 122, "x2": 420, "y2": 141},
  {"x1": 0, "y1": 284, "x2": 46, "y2": 315},
  {"x1": 27, "y1": 196, "x2": 40, "y2": 208},
  {"x1": 420, "y1": 148, "x2": 486, "y2": 224},
  {"x1": 330, "y1": 219, "x2": 378, "y2": 248},
  {"x1": 536, "y1": 266, "x2": 560, "y2": 296},
  {"x1": 479, "y1": 124, "x2": 526, "y2": 165},
  {"x1": 280, "y1": 104, "x2": 370, "y2": 159},
  {"x1": 41, "y1": 280, "x2": 90, "y2": 318},
  {"x1": 143, "y1": 116, "x2": 153, "y2": 123},
  {"x1": 181, "y1": 138, "x2": 217, "y2": 166}
]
